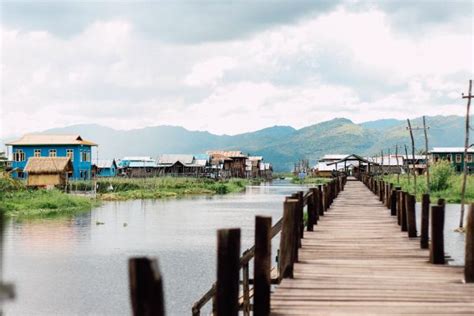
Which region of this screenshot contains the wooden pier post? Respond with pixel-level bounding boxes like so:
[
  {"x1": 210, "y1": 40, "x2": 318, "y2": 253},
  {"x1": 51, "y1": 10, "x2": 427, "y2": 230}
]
[
  {"x1": 307, "y1": 191, "x2": 316, "y2": 231},
  {"x1": 400, "y1": 191, "x2": 408, "y2": 232},
  {"x1": 279, "y1": 200, "x2": 298, "y2": 279},
  {"x1": 391, "y1": 187, "x2": 400, "y2": 216},
  {"x1": 297, "y1": 191, "x2": 304, "y2": 241},
  {"x1": 397, "y1": 190, "x2": 402, "y2": 225},
  {"x1": 318, "y1": 185, "x2": 324, "y2": 216},
  {"x1": 406, "y1": 194, "x2": 417, "y2": 238},
  {"x1": 129, "y1": 257, "x2": 165, "y2": 316},
  {"x1": 430, "y1": 205, "x2": 445, "y2": 264},
  {"x1": 465, "y1": 204, "x2": 474, "y2": 282},
  {"x1": 254, "y1": 216, "x2": 271, "y2": 315},
  {"x1": 420, "y1": 194, "x2": 430, "y2": 249},
  {"x1": 216, "y1": 228, "x2": 241, "y2": 316}
]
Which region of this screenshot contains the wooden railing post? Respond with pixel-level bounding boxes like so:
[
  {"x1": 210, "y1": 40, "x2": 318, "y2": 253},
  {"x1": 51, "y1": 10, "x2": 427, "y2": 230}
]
[
  {"x1": 129, "y1": 257, "x2": 165, "y2": 316},
  {"x1": 391, "y1": 187, "x2": 400, "y2": 216},
  {"x1": 400, "y1": 191, "x2": 408, "y2": 232},
  {"x1": 254, "y1": 216, "x2": 271, "y2": 315},
  {"x1": 297, "y1": 191, "x2": 304, "y2": 241},
  {"x1": 465, "y1": 204, "x2": 474, "y2": 282},
  {"x1": 323, "y1": 184, "x2": 328, "y2": 213},
  {"x1": 279, "y1": 200, "x2": 298, "y2": 279},
  {"x1": 406, "y1": 194, "x2": 417, "y2": 238},
  {"x1": 312, "y1": 188, "x2": 319, "y2": 224},
  {"x1": 307, "y1": 189, "x2": 317, "y2": 231},
  {"x1": 216, "y1": 228, "x2": 241, "y2": 316},
  {"x1": 420, "y1": 194, "x2": 430, "y2": 249},
  {"x1": 242, "y1": 262, "x2": 250, "y2": 316},
  {"x1": 379, "y1": 180, "x2": 384, "y2": 202},
  {"x1": 317, "y1": 185, "x2": 324, "y2": 216},
  {"x1": 430, "y1": 205, "x2": 445, "y2": 264}
]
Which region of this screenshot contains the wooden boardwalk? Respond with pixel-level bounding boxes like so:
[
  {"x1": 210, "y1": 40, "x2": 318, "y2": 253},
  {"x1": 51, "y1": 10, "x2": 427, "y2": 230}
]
[{"x1": 271, "y1": 180, "x2": 474, "y2": 315}]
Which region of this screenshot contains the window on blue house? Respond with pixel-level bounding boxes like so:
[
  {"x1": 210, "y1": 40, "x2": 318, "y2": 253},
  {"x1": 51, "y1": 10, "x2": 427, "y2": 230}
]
[
  {"x1": 456, "y1": 154, "x2": 462, "y2": 163},
  {"x1": 34, "y1": 149, "x2": 41, "y2": 157},
  {"x1": 13, "y1": 150, "x2": 25, "y2": 162},
  {"x1": 49, "y1": 149, "x2": 57, "y2": 157},
  {"x1": 66, "y1": 149, "x2": 74, "y2": 161},
  {"x1": 467, "y1": 154, "x2": 473, "y2": 163},
  {"x1": 81, "y1": 151, "x2": 90, "y2": 162}
]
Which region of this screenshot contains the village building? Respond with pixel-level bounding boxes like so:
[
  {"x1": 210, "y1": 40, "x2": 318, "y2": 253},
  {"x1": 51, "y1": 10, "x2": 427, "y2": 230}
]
[
  {"x1": 207, "y1": 151, "x2": 248, "y2": 178},
  {"x1": 119, "y1": 156, "x2": 159, "y2": 178},
  {"x1": 431, "y1": 147, "x2": 474, "y2": 173},
  {"x1": 6, "y1": 134, "x2": 97, "y2": 180},
  {"x1": 93, "y1": 159, "x2": 118, "y2": 177},
  {"x1": 157, "y1": 154, "x2": 206, "y2": 176},
  {"x1": 246, "y1": 156, "x2": 263, "y2": 178},
  {"x1": 24, "y1": 157, "x2": 73, "y2": 188},
  {"x1": 314, "y1": 154, "x2": 349, "y2": 177}
]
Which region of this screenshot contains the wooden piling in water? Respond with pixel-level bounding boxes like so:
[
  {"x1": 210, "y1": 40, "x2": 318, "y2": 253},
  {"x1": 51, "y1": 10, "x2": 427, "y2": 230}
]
[
  {"x1": 420, "y1": 194, "x2": 430, "y2": 249},
  {"x1": 254, "y1": 216, "x2": 271, "y2": 315},
  {"x1": 397, "y1": 190, "x2": 402, "y2": 225},
  {"x1": 129, "y1": 257, "x2": 165, "y2": 316},
  {"x1": 430, "y1": 205, "x2": 445, "y2": 265},
  {"x1": 279, "y1": 200, "x2": 298, "y2": 279},
  {"x1": 216, "y1": 228, "x2": 241, "y2": 316},
  {"x1": 406, "y1": 194, "x2": 417, "y2": 238}
]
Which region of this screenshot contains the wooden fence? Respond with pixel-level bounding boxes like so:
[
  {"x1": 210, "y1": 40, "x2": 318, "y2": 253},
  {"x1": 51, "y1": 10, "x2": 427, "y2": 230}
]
[{"x1": 361, "y1": 174, "x2": 474, "y2": 272}]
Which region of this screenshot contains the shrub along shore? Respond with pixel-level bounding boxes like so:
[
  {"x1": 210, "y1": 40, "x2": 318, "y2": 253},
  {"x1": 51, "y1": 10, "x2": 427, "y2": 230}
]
[
  {"x1": 0, "y1": 176, "x2": 257, "y2": 217},
  {"x1": 383, "y1": 160, "x2": 474, "y2": 203}
]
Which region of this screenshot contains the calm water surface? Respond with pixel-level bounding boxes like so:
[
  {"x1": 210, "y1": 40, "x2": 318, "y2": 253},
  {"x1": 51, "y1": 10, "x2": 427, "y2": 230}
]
[{"x1": 2, "y1": 181, "x2": 467, "y2": 315}]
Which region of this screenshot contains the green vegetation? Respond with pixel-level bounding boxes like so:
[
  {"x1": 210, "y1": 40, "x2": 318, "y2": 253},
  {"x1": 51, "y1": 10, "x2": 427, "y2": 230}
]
[
  {"x1": 71, "y1": 177, "x2": 252, "y2": 201},
  {"x1": 383, "y1": 161, "x2": 474, "y2": 203},
  {"x1": 291, "y1": 176, "x2": 330, "y2": 185},
  {"x1": 0, "y1": 175, "x2": 96, "y2": 217}
]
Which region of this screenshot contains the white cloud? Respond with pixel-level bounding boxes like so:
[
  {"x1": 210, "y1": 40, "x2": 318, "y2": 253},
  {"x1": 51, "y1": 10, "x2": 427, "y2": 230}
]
[{"x1": 0, "y1": 4, "x2": 472, "y2": 139}]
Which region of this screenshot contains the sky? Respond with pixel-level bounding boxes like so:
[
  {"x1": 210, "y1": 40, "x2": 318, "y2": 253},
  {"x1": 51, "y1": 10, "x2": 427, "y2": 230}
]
[{"x1": 0, "y1": 0, "x2": 473, "y2": 138}]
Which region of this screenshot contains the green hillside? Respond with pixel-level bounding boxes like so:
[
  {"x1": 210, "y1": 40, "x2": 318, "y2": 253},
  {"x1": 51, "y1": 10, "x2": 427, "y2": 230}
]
[{"x1": 1, "y1": 116, "x2": 470, "y2": 171}]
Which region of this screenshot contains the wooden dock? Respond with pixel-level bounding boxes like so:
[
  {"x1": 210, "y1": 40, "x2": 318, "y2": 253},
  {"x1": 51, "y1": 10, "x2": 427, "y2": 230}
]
[{"x1": 271, "y1": 180, "x2": 474, "y2": 315}]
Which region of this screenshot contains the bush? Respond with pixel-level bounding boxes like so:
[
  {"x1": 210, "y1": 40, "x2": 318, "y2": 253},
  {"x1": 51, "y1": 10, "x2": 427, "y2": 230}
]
[{"x1": 429, "y1": 160, "x2": 454, "y2": 191}]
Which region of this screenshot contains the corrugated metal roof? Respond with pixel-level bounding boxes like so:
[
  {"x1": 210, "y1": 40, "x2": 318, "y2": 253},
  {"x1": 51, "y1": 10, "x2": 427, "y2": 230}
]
[
  {"x1": 122, "y1": 156, "x2": 154, "y2": 161},
  {"x1": 320, "y1": 154, "x2": 349, "y2": 161},
  {"x1": 157, "y1": 154, "x2": 194, "y2": 165},
  {"x1": 24, "y1": 157, "x2": 73, "y2": 174},
  {"x1": 6, "y1": 134, "x2": 97, "y2": 146},
  {"x1": 128, "y1": 161, "x2": 158, "y2": 168},
  {"x1": 431, "y1": 147, "x2": 474, "y2": 153},
  {"x1": 207, "y1": 151, "x2": 248, "y2": 158},
  {"x1": 248, "y1": 156, "x2": 263, "y2": 161},
  {"x1": 94, "y1": 159, "x2": 117, "y2": 169}
]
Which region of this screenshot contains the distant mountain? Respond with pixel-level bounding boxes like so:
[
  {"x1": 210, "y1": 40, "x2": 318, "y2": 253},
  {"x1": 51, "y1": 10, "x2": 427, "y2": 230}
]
[
  {"x1": 2, "y1": 116, "x2": 469, "y2": 171},
  {"x1": 360, "y1": 119, "x2": 403, "y2": 130}
]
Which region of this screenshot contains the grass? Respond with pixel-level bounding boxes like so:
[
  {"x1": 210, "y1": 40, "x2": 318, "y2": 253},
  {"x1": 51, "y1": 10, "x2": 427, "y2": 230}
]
[
  {"x1": 70, "y1": 177, "x2": 253, "y2": 201},
  {"x1": 383, "y1": 174, "x2": 474, "y2": 204},
  {"x1": 0, "y1": 174, "x2": 256, "y2": 217},
  {"x1": 0, "y1": 176, "x2": 97, "y2": 217},
  {"x1": 291, "y1": 176, "x2": 330, "y2": 185}
]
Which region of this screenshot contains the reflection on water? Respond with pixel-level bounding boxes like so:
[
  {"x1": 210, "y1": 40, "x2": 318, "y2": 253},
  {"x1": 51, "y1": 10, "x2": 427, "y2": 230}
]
[{"x1": 2, "y1": 181, "x2": 467, "y2": 315}]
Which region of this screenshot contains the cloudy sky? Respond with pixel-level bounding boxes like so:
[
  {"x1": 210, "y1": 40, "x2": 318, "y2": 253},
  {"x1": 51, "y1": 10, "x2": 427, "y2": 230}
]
[{"x1": 0, "y1": 0, "x2": 472, "y2": 138}]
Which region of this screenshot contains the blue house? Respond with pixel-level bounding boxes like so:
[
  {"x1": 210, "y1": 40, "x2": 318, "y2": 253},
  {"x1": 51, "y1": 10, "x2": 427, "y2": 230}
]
[
  {"x1": 94, "y1": 159, "x2": 118, "y2": 177},
  {"x1": 6, "y1": 134, "x2": 97, "y2": 180}
]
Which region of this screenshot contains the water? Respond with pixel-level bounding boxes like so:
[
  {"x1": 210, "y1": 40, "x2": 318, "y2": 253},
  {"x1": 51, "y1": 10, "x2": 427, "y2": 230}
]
[
  {"x1": 2, "y1": 181, "x2": 305, "y2": 315},
  {"x1": 2, "y1": 181, "x2": 467, "y2": 315}
]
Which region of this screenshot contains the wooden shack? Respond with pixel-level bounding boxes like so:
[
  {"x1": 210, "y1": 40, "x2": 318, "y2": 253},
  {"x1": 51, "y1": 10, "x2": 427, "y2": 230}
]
[
  {"x1": 207, "y1": 151, "x2": 248, "y2": 178},
  {"x1": 24, "y1": 157, "x2": 73, "y2": 187}
]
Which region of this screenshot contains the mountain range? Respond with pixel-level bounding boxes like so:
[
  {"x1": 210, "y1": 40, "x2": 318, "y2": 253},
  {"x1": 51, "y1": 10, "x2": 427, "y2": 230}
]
[{"x1": 2, "y1": 115, "x2": 470, "y2": 171}]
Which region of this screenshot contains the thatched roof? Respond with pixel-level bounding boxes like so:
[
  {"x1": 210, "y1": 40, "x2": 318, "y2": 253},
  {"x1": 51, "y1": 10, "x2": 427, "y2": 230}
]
[
  {"x1": 6, "y1": 134, "x2": 97, "y2": 146},
  {"x1": 24, "y1": 157, "x2": 73, "y2": 174}
]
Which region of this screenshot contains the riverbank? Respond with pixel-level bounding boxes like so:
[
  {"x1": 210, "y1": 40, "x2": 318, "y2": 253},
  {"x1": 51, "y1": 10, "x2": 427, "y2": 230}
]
[
  {"x1": 0, "y1": 176, "x2": 259, "y2": 217},
  {"x1": 85, "y1": 177, "x2": 253, "y2": 201},
  {"x1": 382, "y1": 162, "x2": 474, "y2": 203},
  {"x1": 0, "y1": 177, "x2": 97, "y2": 217}
]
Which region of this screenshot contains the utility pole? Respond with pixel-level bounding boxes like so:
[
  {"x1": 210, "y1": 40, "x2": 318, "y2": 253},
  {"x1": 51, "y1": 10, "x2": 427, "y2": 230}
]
[
  {"x1": 460, "y1": 79, "x2": 473, "y2": 229},
  {"x1": 404, "y1": 144, "x2": 411, "y2": 185},
  {"x1": 381, "y1": 150, "x2": 384, "y2": 176},
  {"x1": 407, "y1": 119, "x2": 417, "y2": 195},
  {"x1": 406, "y1": 119, "x2": 431, "y2": 192},
  {"x1": 395, "y1": 144, "x2": 400, "y2": 184}
]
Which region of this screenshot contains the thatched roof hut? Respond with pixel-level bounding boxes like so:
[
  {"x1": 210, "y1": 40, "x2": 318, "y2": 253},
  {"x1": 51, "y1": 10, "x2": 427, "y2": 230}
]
[{"x1": 24, "y1": 157, "x2": 73, "y2": 187}]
